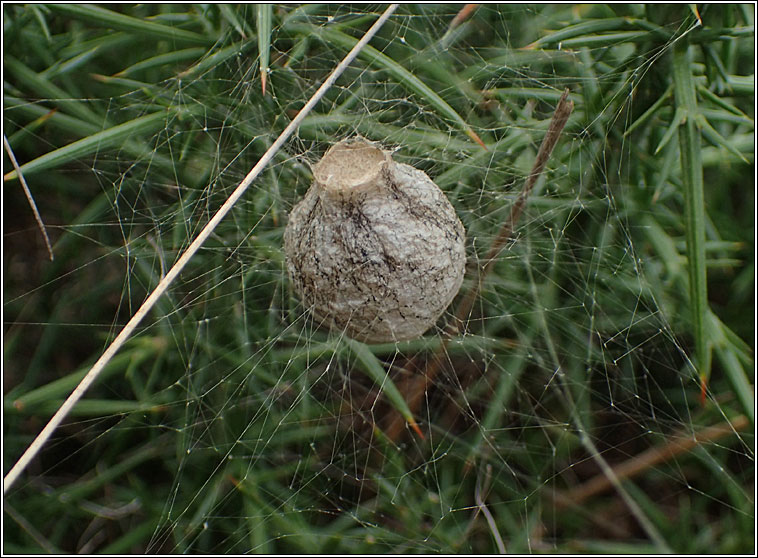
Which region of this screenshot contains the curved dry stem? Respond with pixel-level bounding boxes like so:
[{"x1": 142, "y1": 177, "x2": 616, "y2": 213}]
[{"x1": 3, "y1": 135, "x2": 54, "y2": 261}]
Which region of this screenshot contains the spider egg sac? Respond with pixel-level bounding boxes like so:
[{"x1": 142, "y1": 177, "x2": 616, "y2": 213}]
[{"x1": 284, "y1": 138, "x2": 466, "y2": 343}]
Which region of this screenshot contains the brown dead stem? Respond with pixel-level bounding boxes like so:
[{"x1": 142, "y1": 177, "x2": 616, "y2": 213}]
[
  {"x1": 552, "y1": 414, "x2": 750, "y2": 508},
  {"x1": 384, "y1": 89, "x2": 574, "y2": 441}
]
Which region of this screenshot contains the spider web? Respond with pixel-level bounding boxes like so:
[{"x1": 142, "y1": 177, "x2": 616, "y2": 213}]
[{"x1": 3, "y1": 4, "x2": 754, "y2": 553}]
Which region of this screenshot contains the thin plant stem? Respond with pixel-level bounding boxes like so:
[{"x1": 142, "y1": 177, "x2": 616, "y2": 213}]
[
  {"x1": 575, "y1": 426, "x2": 672, "y2": 553},
  {"x1": 455, "y1": 87, "x2": 574, "y2": 328},
  {"x1": 526, "y1": 242, "x2": 671, "y2": 551},
  {"x1": 4, "y1": 135, "x2": 55, "y2": 261},
  {"x1": 553, "y1": 414, "x2": 749, "y2": 507},
  {"x1": 3, "y1": 3, "x2": 399, "y2": 494},
  {"x1": 4, "y1": 502, "x2": 60, "y2": 553},
  {"x1": 474, "y1": 464, "x2": 506, "y2": 554}
]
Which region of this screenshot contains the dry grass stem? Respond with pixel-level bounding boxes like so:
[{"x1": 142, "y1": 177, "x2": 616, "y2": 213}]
[
  {"x1": 555, "y1": 414, "x2": 750, "y2": 507},
  {"x1": 3, "y1": 4, "x2": 399, "y2": 493},
  {"x1": 385, "y1": 89, "x2": 574, "y2": 441},
  {"x1": 4, "y1": 135, "x2": 55, "y2": 261}
]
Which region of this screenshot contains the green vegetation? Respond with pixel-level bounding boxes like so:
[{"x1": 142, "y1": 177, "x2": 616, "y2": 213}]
[{"x1": 4, "y1": 4, "x2": 753, "y2": 553}]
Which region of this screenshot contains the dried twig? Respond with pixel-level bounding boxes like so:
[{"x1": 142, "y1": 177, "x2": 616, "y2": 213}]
[
  {"x1": 4, "y1": 502, "x2": 60, "y2": 553},
  {"x1": 474, "y1": 464, "x2": 507, "y2": 554},
  {"x1": 384, "y1": 89, "x2": 574, "y2": 441},
  {"x1": 554, "y1": 414, "x2": 750, "y2": 507},
  {"x1": 4, "y1": 135, "x2": 55, "y2": 261}
]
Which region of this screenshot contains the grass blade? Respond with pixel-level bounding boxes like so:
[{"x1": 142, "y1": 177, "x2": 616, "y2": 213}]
[
  {"x1": 295, "y1": 23, "x2": 487, "y2": 149},
  {"x1": 55, "y1": 443, "x2": 163, "y2": 503},
  {"x1": 5, "y1": 55, "x2": 102, "y2": 125},
  {"x1": 3, "y1": 110, "x2": 174, "y2": 181},
  {"x1": 46, "y1": 4, "x2": 209, "y2": 45},
  {"x1": 625, "y1": 85, "x2": 673, "y2": 136},
  {"x1": 178, "y1": 41, "x2": 255, "y2": 78},
  {"x1": 344, "y1": 339, "x2": 423, "y2": 437},
  {"x1": 219, "y1": 4, "x2": 250, "y2": 39},
  {"x1": 485, "y1": 87, "x2": 581, "y2": 104},
  {"x1": 438, "y1": 4, "x2": 480, "y2": 49},
  {"x1": 526, "y1": 17, "x2": 669, "y2": 48},
  {"x1": 709, "y1": 312, "x2": 755, "y2": 425},
  {"x1": 10, "y1": 399, "x2": 168, "y2": 417},
  {"x1": 29, "y1": 4, "x2": 52, "y2": 42},
  {"x1": 6, "y1": 346, "x2": 157, "y2": 412},
  {"x1": 715, "y1": 346, "x2": 755, "y2": 426},
  {"x1": 115, "y1": 46, "x2": 206, "y2": 77}
]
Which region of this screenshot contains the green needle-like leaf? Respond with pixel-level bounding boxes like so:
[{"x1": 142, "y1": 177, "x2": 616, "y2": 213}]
[
  {"x1": 4, "y1": 110, "x2": 175, "y2": 181},
  {"x1": 345, "y1": 338, "x2": 422, "y2": 436},
  {"x1": 709, "y1": 312, "x2": 755, "y2": 425},
  {"x1": 697, "y1": 85, "x2": 753, "y2": 120},
  {"x1": 527, "y1": 17, "x2": 669, "y2": 48},
  {"x1": 294, "y1": 23, "x2": 487, "y2": 149},
  {"x1": 654, "y1": 106, "x2": 686, "y2": 154},
  {"x1": 47, "y1": 4, "x2": 209, "y2": 45},
  {"x1": 699, "y1": 115, "x2": 751, "y2": 163},
  {"x1": 219, "y1": 4, "x2": 251, "y2": 39},
  {"x1": 5, "y1": 55, "x2": 103, "y2": 125},
  {"x1": 178, "y1": 40, "x2": 255, "y2": 78},
  {"x1": 625, "y1": 85, "x2": 673, "y2": 136},
  {"x1": 115, "y1": 46, "x2": 206, "y2": 77},
  {"x1": 257, "y1": 4, "x2": 272, "y2": 95}
]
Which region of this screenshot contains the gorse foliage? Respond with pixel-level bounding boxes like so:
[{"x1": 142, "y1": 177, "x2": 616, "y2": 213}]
[{"x1": 3, "y1": 4, "x2": 754, "y2": 553}]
